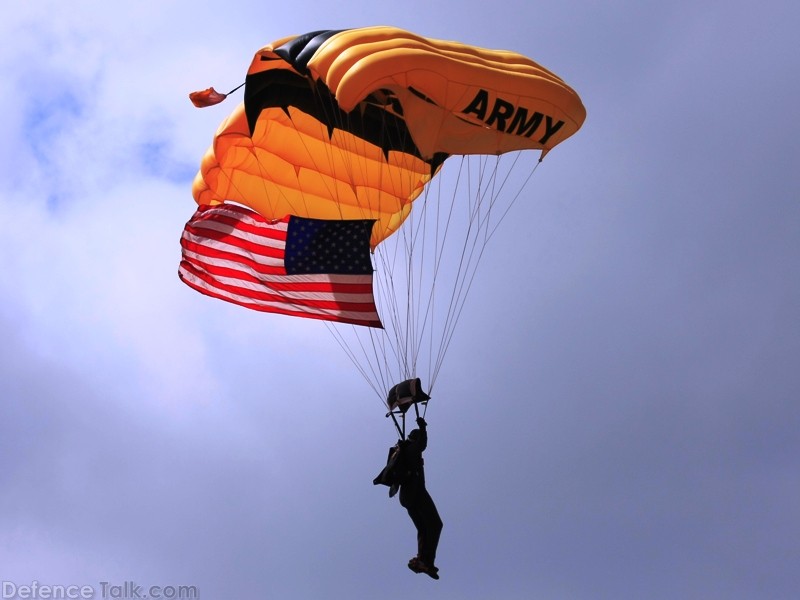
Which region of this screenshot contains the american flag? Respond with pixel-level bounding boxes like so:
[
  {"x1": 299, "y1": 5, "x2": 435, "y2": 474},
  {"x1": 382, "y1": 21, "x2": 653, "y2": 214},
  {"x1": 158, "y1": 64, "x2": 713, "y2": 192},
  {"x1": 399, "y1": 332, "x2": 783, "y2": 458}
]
[{"x1": 179, "y1": 204, "x2": 382, "y2": 328}]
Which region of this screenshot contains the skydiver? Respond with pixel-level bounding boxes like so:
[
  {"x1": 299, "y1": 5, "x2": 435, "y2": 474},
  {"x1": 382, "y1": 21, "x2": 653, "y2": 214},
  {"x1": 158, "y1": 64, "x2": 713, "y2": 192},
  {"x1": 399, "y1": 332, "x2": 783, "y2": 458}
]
[{"x1": 399, "y1": 417, "x2": 443, "y2": 579}]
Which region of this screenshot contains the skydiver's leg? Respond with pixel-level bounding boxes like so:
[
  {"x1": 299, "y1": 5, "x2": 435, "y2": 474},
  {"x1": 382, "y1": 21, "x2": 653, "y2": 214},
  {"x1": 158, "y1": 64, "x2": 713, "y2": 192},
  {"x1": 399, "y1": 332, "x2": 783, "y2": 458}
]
[
  {"x1": 417, "y1": 489, "x2": 443, "y2": 567},
  {"x1": 408, "y1": 504, "x2": 426, "y2": 559},
  {"x1": 400, "y1": 480, "x2": 428, "y2": 563}
]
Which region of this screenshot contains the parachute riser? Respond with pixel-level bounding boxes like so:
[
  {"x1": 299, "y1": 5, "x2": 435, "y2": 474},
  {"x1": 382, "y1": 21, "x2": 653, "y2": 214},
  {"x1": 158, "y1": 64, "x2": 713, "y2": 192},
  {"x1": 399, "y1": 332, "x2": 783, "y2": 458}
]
[
  {"x1": 385, "y1": 398, "x2": 428, "y2": 440},
  {"x1": 384, "y1": 377, "x2": 431, "y2": 439},
  {"x1": 387, "y1": 409, "x2": 405, "y2": 439}
]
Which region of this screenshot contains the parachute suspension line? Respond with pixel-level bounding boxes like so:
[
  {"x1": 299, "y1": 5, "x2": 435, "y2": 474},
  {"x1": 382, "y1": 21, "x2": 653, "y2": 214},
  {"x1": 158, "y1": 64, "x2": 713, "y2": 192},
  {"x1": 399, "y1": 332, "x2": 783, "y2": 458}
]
[
  {"x1": 409, "y1": 182, "x2": 437, "y2": 384},
  {"x1": 374, "y1": 243, "x2": 407, "y2": 380},
  {"x1": 400, "y1": 234, "x2": 419, "y2": 379},
  {"x1": 322, "y1": 92, "x2": 426, "y2": 393},
  {"x1": 428, "y1": 156, "x2": 485, "y2": 386},
  {"x1": 414, "y1": 181, "x2": 434, "y2": 386},
  {"x1": 324, "y1": 322, "x2": 387, "y2": 406},
  {"x1": 400, "y1": 215, "x2": 415, "y2": 377},
  {"x1": 282, "y1": 88, "x2": 394, "y2": 409},
  {"x1": 383, "y1": 201, "x2": 418, "y2": 380},
  {"x1": 309, "y1": 93, "x2": 541, "y2": 407},
  {"x1": 322, "y1": 99, "x2": 428, "y2": 405},
  {"x1": 431, "y1": 153, "x2": 542, "y2": 384},
  {"x1": 483, "y1": 153, "x2": 540, "y2": 243},
  {"x1": 416, "y1": 159, "x2": 463, "y2": 393},
  {"x1": 426, "y1": 152, "x2": 527, "y2": 385},
  {"x1": 377, "y1": 165, "x2": 448, "y2": 396},
  {"x1": 366, "y1": 174, "x2": 436, "y2": 394},
  {"x1": 380, "y1": 108, "x2": 412, "y2": 380},
  {"x1": 369, "y1": 99, "x2": 439, "y2": 392},
  {"x1": 377, "y1": 152, "x2": 487, "y2": 396},
  {"x1": 416, "y1": 152, "x2": 474, "y2": 386},
  {"x1": 430, "y1": 156, "x2": 496, "y2": 383},
  {"x1": 308, "y1": 91, "x2": 392, "y2": 407},
  {"x1": 328, "y1": 322, "x2": 392, "y2": 409},
  {"x1": 420, "y1": 155, "x2": 458, "y2": 390}
]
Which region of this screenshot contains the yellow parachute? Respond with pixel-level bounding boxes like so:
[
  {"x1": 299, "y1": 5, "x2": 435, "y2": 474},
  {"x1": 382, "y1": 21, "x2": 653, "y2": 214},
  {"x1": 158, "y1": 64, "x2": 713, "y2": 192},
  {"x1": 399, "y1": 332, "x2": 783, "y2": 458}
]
[
  {"x1": 192, "y1": 26, "x2": 584, "y2": 247},
  {"x1": 184, "y1": 26, "x2": 585, "y2": 399}
]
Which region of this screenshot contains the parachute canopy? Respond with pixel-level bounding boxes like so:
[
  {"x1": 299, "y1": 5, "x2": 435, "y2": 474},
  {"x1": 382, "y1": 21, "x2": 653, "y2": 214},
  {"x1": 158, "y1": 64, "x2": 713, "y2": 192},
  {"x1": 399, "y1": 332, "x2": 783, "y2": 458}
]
[
  {"x1": 184, "y1": 26, "x2": 585, "y2": 399},
  {"x1": 191, "y1": 26, "x2": 585, "y2": 249}
]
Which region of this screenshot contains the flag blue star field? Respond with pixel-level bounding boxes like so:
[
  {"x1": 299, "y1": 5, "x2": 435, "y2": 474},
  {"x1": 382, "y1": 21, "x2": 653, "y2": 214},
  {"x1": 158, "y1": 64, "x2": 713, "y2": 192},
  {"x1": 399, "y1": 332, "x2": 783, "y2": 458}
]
[
  {"x1": 179, "y1": 204, "x2": 382, "y2": 327},
  {"x1": 283, "y1": 217, "x2": 374, "y2": 275}
]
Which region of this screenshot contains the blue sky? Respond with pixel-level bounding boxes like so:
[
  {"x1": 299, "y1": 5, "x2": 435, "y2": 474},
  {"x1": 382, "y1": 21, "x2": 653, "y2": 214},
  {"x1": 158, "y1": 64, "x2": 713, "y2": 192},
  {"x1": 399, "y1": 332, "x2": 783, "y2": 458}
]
[{"x1": 1, "y1": 1, "x2": 799, "y2": 599}]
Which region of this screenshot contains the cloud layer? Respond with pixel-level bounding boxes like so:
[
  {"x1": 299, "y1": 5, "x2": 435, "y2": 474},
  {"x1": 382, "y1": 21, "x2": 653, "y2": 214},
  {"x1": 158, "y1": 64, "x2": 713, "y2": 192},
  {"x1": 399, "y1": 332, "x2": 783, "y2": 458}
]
[{"x1": 2, "y1": 2, "x2": 798, "y2": 598}]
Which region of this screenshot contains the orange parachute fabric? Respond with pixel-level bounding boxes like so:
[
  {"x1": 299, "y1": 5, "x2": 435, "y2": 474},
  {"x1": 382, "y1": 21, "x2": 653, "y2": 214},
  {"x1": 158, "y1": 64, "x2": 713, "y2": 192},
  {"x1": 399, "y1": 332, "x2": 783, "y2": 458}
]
[{"x1": 192, "y1": 26, "x2": 585, "y2": 249}]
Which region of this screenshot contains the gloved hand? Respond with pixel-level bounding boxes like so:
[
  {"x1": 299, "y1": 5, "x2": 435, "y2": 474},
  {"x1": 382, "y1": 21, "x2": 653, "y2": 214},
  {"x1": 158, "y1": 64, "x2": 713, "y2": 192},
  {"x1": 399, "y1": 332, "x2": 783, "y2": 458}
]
[{"x1": 417, "y1": 417, "x2": 427, "y2": 428}]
